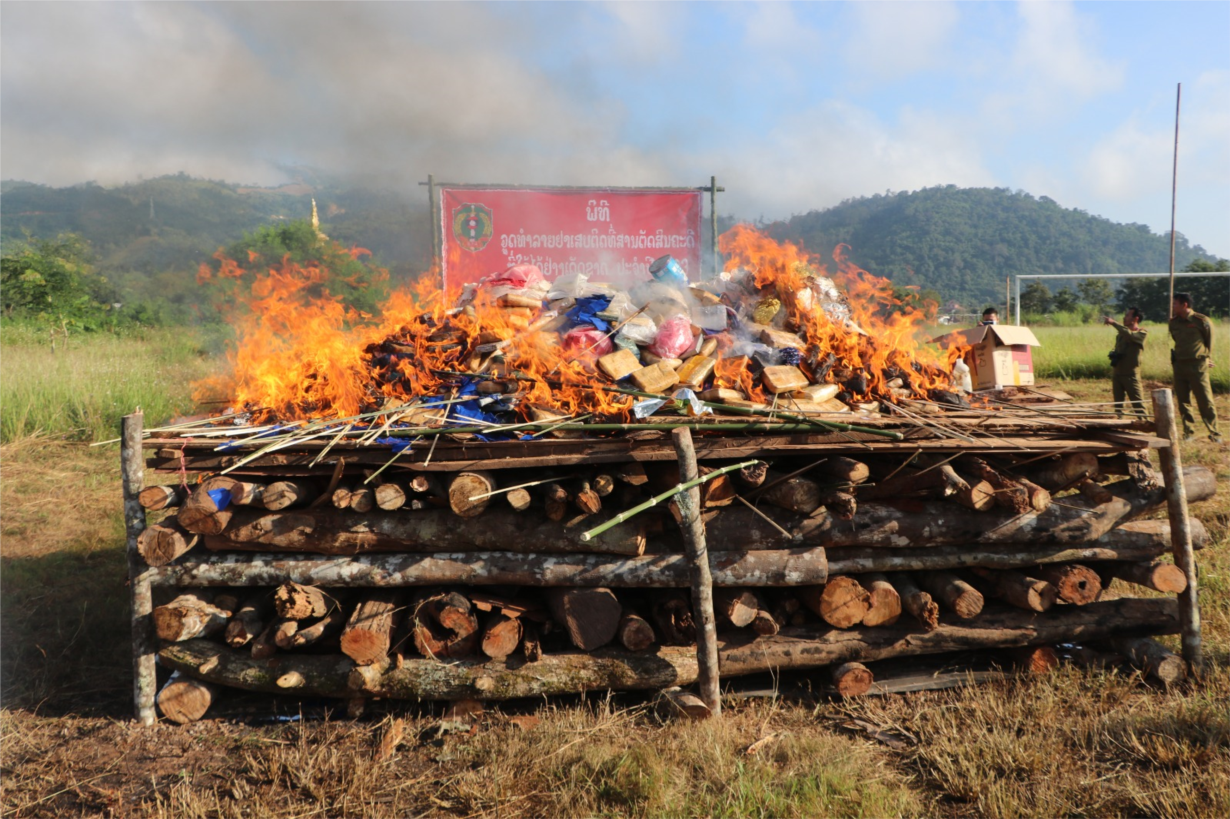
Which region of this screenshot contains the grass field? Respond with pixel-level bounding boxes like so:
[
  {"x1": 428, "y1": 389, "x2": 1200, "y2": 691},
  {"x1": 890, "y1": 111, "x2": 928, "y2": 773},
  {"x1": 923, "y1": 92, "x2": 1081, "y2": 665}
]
[
  {"x1": 1029, "y1": 320, "x2": 1230, "y2": 391},
  {"x1": 1, "y1": 323, "x2": 1227, "y2": 818},
  {"x1": 0, "y1": 324, "x2": 226, "y2": 443}
]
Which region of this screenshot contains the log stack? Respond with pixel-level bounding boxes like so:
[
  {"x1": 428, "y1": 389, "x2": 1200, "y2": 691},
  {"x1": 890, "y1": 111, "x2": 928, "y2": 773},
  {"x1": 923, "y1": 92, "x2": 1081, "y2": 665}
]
[{"x1": 128, "y1": 417, "x2": 1211, "y2": 723}]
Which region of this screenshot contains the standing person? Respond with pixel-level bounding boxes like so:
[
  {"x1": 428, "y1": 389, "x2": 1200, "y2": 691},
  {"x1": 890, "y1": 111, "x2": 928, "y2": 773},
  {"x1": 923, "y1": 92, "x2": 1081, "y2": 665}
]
[
  {"x1": 980, "y1": 307, "x2": 998, "y2": 326},
  {"x1": 1168, "y1": 292, "x2": 1222, "y2": 441},
  {"x1": 1103, "y1": 307, "x2": 1147, "y2": 417}
]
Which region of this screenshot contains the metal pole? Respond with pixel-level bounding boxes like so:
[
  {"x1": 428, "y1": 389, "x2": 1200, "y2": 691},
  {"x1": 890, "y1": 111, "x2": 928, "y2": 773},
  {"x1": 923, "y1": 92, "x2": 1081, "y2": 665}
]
[
  {"x1": 428, "y1": 174, "x2": 442, "y2": 289},
  {"x1": 1168, "y1": 83, "x2": 1181, "y2": 318},
  {"x1": 1005, "y1": 276, "x2": 1011, "y2": 324},
  {"x1": 1015, "y1": 277, "x2": 1021, "y2": 326},
  {"x1": 1151, "y1": 388, "x2": 1202, "y2": 674},
  {"x1": 710, "y1": 176, "x2": 719, "y2": 280},
  {"x1": 671, "y1": 427, "x2": 721, "y2": 715},
  {"x1": 122, "y1": 411, "x2": 157, "y2": 724}
]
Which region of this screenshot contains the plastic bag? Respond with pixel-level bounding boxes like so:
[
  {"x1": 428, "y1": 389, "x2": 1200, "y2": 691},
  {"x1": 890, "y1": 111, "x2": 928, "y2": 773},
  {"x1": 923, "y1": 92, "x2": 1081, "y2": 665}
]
[
  {"x1": 649, "y1": 314, "x2": 696, "y2": 359},
  {"x1": 691, "y1": 304, "x2": 728, "y2": 331},
  {"x1": 616, "y1": 314, "x2": 658, "y2": 346},
  {"x1": 562, "y1": 325, "x2": 613, "y2": 356},
  {"x1": 488, "y1": 264, "x2": 544, "y2": 289},
  {"x1": 548, "y1": 272, "x2": 618, "y2": 301}
]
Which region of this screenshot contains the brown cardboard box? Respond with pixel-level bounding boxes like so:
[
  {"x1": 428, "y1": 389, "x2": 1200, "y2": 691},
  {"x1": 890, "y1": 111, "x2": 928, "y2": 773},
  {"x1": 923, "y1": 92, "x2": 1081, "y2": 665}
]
[{"x1": 933, "y1": 325, "x2": 1041, "y2": 390}]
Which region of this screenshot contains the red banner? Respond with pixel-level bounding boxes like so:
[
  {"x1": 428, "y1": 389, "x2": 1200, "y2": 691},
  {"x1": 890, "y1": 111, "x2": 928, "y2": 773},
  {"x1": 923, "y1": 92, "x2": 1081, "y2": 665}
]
[{"x1": 439, "y1": 187, "x2": 703, "y2": 288}]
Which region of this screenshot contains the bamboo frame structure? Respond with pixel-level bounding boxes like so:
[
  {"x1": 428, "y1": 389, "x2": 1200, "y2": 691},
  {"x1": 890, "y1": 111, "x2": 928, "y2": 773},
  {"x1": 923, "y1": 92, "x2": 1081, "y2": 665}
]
[
  {"x1": 122, "y1": 412, "x2": 157, "y2": 725},
  {"x1": 672, "y1": 427, "x2": 721, "y2": 715},
  {"x1": 121, "y1": 396, "x2": 1207, "y2": 718},
  {"x1": 1151, "y1": 388, "x2": 1203, "y2": 672}
]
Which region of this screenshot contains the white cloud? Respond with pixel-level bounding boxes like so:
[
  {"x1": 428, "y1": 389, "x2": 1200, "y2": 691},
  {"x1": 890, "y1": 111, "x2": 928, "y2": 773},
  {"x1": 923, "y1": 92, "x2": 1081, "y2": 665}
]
[
  {"x1": 689, "y1": 100, "x2": 996, "y2": 221},
  {"x1": 1014, "y1": 1, "x2": 1124, "y2": 98},
  {"x1": 599, "y1": 1, "x2": 684, "y2": 62},
  {"x1": 741, "y1": 2, "x2": 823, "y2": 55},
  {"x1": 0, "y1": 3, "x2": 672, "y2": 189},
  {"x1": 844, "y1": 1, "x2": 960, "y2": 81},
  {"x1": 1083, "y1": 71, "x2": 1230, "y2": 202}
]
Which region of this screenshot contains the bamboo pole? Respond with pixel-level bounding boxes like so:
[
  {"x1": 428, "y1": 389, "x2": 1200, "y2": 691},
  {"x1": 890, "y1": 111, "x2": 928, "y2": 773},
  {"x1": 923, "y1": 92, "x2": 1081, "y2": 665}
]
[
  {"x1": 1151, "y1": 388, "x2": 1201, "y2": 673},
  {"x1": 579, "y1": 459, "x2": 757, "y2": 542},
  {"x1": 672, "y1": 427, "x2": 721, "y2": 716},
  {"x1": 123, "y1": 411, "x2": 157, "y2": 725}
]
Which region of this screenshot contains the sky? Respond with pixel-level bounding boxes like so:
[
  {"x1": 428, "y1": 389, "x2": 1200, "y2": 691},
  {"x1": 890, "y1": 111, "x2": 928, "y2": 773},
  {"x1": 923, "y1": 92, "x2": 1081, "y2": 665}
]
[{"x1": 2, "y1": 1, "x2": 1228, "y2": 256}]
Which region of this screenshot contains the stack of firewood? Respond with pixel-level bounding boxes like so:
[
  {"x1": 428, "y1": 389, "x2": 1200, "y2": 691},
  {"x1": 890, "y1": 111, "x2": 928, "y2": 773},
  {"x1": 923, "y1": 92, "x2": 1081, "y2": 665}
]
[{"x1": 138, "y1": 443, "x2": 1212, "y2": 723}]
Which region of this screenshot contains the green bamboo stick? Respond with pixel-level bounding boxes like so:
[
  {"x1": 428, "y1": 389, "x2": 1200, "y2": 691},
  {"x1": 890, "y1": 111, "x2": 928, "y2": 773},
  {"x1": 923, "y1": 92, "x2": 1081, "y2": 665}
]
[
  {"x1": 380, "y1": 421, "x2": 854, "y2": 437},
  {"x1": 579, "y1": 459, "x2": 760, "y2": 542}
]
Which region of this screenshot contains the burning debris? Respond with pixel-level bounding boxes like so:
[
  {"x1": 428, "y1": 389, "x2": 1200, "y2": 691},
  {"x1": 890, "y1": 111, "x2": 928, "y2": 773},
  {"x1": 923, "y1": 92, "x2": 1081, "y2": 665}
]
[{"x1": 199, "y1": 226, "x2": 965, "y2": 435}]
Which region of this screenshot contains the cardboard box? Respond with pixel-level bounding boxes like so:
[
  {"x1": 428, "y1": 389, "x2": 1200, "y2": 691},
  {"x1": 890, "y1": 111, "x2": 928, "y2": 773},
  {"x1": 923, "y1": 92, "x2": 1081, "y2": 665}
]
[{"x1": 932, "y1": 325, "x2": 1041, "y2": 390}]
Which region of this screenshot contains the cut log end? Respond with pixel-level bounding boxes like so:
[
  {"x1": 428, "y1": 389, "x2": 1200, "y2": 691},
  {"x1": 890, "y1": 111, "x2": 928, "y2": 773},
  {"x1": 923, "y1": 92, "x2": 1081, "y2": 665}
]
[
  {"x1": 1011, "y1": 645, "x2": 1060, "y2": 675},
  {"x1": 449, "y1": 472, "x2": 496, "y2": 518},
  {"x1": 860, "y1": 574, "x2": 902, "y2": 628},
  {"x1": 832, "y1": 662, "x2": 874, "y2": 697},
  {"x1": 137, "y1": 523, "x2": 198, "y2": 567},
  {"x1": 480, "y1": 614, "x2": 524, "y2": 661},
  {"x1": 802, "y1": 576, "x2": 870, "y2": 629},
  {"x1": 157, "y1": 673, "x2": 218, "y2": 724},
  {"x1": 1038, "y1": 564, "x2": 1103, "y2": 606},
  {"x1": 1112, "y1": 637, "x2": 1187, "y2": 686},
  {"x1": 617, "y1": 610, "x2": 656, "y2": 652},
  {"x1": 548, "y1": 588, "x2": 622, "y2": 651},
  {"x1": 342, "y1": 592, "x2": 400, "y2": 666}
]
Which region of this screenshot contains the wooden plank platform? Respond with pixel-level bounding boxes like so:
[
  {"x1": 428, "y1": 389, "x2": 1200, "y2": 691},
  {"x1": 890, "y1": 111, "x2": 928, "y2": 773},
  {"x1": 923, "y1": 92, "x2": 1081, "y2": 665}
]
[{"x1": 145, "y1": 428, "x2": 1149, "y2": 475}]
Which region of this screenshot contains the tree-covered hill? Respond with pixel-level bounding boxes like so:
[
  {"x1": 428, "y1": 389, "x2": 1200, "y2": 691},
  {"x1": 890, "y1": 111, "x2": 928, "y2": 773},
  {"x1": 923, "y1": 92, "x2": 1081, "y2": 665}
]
[
  {"x1": 764, "y1": 186, "x2": 1214, "y2": 308},
  {"x1": 1, "y1": 176, "x2": 433, "y2": 316},
  {"x1": 2, "y1": 177, "x2": 1220, "y2": 318}
]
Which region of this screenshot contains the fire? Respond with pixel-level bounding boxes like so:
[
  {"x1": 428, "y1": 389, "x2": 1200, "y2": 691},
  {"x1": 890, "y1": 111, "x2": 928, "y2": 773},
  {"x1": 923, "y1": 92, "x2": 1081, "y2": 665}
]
[
  {"x1": 719, "y1": 225, "x2": 959, "y2": 400},
  {"x1": 196, "y1": 226, "x2": 961, "y2": 426}
]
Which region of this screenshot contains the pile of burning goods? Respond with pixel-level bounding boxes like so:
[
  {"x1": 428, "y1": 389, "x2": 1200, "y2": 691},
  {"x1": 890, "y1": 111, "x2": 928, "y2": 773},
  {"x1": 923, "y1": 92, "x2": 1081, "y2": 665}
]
[{"x1": 124, "y1": 228, "x2": 1208, "y2": 724}]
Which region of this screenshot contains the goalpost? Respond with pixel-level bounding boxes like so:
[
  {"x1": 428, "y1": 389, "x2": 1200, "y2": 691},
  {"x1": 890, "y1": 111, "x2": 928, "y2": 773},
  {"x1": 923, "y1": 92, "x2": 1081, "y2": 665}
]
[{"x1": 1013, "y1": 272, "x2": 1230, "y2": 326}]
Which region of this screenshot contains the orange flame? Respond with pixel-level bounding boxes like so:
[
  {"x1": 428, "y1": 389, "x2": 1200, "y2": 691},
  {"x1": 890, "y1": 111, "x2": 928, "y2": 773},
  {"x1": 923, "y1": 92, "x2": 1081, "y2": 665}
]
[
  {"x1": 719, "y1": 225, "x2": 957, "y2": 399},
  {"x1": 197, "y1": 226, "x2": 960, "y2": 424}
]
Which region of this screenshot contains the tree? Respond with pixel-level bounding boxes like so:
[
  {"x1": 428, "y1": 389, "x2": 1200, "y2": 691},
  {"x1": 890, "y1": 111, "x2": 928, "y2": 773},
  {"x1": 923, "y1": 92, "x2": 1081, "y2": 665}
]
[
  {"x1": 198, "y1": 219, "x2": 391, "y2": 319},
  {"x1": 1116, "y1": 278, "x2": 1162, "y2": 320},
  {"x1": 1177, "y1": 258, "x2": 1230, "y2": 318},
  {"x1": 1052, "y1": 287, "x2": 1080, "y2": 313},
  {"x1": 0, "y1": 233, "x2": 120, "y2": 328},
  {"x1": 1019, "y1": 281, "x2": 1052, "y2": 315},
  {"x1": 1186, "y1": 258, "x2": 1227, "y2": 273},
  {"x1": 1077, "y1": 278, "x2": 1115, "y2": 313}
]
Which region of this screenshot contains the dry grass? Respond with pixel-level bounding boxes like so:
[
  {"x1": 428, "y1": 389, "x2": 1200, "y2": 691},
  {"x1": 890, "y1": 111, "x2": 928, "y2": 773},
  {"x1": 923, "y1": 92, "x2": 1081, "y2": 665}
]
[{"x1": 1, "y1": 381, "x2": 1227, "y2": 818}]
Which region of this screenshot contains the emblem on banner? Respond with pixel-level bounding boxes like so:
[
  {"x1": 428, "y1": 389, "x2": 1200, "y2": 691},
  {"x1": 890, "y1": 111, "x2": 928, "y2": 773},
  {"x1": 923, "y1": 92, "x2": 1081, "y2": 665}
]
[{"x1": 452, "y1": 203, "x2": 494, "y2": 252}]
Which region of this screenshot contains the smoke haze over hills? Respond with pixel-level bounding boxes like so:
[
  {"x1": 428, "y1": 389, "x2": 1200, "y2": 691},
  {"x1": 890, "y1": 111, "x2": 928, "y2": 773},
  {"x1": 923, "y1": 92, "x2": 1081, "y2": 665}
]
[{"x1": 2, "y1": 2, "x2": 1228, "y2": 256}]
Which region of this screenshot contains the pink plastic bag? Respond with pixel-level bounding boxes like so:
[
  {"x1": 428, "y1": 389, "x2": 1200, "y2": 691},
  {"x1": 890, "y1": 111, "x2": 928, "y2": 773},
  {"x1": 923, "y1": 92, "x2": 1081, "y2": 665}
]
[
  {"x1": 487, "y1": 264, "x2": 544, "y2": 289},
  {"x1": 563, "y1": 325, "x2": 613, "y2": 356},
  {"x1": 648, "y1": 315, "x2": 695, "y2": 359}
]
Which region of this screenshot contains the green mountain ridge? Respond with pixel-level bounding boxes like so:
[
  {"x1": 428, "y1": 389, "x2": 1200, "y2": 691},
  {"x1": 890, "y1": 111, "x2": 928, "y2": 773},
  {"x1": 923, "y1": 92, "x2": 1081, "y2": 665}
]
[
  {"x1": 765, "y1": 185, "x2": 1214, "y2": 307},
  {"x1": 1, "y1": 176, "x2": 1218, "y2": 313}
]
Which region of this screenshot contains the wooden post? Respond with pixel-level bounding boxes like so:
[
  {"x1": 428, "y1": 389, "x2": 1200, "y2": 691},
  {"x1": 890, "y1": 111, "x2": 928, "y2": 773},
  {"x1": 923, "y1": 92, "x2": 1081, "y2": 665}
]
[
  {"x1": 1151, "y1": 389, "x2": 1202, "y2": 673},
  {"x1": 671, "y1": 427, "x2": 721, "y2": 715},
  {"x1": 122, "y1": 411, "x2": 157, "y2": 724}
]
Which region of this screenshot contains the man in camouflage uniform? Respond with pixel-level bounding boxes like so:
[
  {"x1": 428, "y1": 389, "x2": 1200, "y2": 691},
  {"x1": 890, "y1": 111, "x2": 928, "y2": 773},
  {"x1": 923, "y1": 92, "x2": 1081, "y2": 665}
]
[
  {"x1": 1169, "y1": 292, "x2": 1222, "y2": 441},
  {"x1": 1103, "y1": 307, "x2": 1147, "y2": 417}
]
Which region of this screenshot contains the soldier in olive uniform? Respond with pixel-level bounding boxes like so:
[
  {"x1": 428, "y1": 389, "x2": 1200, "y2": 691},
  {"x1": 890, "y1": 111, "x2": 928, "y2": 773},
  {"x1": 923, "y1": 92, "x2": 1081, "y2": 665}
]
[
  {"x1": 1169, "y1": 292, "x2": 1222, "y2": 441},
  {"x1": 1102, "y1": 306, "x2": 1147, "y2": 417}
]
